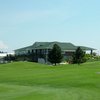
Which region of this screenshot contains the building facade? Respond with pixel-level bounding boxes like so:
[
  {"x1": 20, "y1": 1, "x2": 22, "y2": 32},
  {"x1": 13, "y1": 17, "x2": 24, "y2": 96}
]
[{"x1": 14, "y1": 42, "x2": 95, "y2": 64}]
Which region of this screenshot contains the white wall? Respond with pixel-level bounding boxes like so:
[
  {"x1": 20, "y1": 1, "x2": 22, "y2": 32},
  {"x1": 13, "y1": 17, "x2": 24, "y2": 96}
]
[{"x1": 38, "y1": 58, "x2": 45, "y2": 64}]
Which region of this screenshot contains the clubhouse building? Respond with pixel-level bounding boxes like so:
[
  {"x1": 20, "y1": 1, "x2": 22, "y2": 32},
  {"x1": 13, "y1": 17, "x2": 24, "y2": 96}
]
[{"x1": 14, "y1": 42, "x2": 95, "y2": 64}]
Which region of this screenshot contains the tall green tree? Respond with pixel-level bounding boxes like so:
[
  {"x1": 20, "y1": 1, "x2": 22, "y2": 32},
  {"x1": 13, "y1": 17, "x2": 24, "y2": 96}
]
[
  {"x1": 48, "y1": 44, "x2": 63, "y2": 65},
  {"x1": 73, "y1": 47, "x2": 86, "y2": 64}
]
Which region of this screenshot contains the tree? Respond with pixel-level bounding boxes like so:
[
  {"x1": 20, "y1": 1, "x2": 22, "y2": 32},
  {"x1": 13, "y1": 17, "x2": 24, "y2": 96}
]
[
  {"x1": 48, "y1": 44, "x2": 63, "y2": 65},
  {"x1": 72, "y1": 47, "x2": 86, "y2": 64}
]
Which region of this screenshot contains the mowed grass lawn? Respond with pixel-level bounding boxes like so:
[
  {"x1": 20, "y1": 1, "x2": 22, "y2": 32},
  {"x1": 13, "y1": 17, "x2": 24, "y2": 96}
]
[{"x1": 0, "y1": 61, "x2": 100, "y2": 100}]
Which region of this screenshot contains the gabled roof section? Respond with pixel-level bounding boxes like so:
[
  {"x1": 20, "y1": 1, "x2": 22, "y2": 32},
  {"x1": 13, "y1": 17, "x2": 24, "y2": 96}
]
[{"x1": 32, "y1": 42, "x2": 50, "y2": 49}]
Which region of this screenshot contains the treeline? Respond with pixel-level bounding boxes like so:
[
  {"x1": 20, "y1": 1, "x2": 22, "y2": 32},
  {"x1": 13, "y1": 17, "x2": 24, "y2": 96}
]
[
  {"x1": 4, "y1": 53, "x2": 35, "y2": 62},
  {"x1": 0, "y1": 51, "x2": 7, "y2": 53}
]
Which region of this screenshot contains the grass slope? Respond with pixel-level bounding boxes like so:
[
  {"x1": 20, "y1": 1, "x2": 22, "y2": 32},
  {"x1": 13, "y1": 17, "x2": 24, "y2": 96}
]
[{"x1": 0, "y1": 61, "x2": 100, "y2": 100}]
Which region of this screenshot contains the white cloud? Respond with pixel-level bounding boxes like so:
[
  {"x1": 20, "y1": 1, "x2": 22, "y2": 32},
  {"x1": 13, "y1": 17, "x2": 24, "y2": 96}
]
[
  {"x1": 15, "y1": 10, "x2": 72, "y2": 22},
  {"x1": 0, "y1": 9, "x2": 73, "y2": 24},
  {"x1": 0, "y1": 41, "x2": 8, "y2": 49},
  {"x1": 0, "y1": 9, "x2": 76, "y2": 33}
]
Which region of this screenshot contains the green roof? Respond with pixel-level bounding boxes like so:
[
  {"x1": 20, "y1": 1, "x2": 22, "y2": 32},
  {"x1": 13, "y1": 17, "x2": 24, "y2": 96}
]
[
  {"x1": 34, "y1": 42, "x2": 77, "y2": 50},
  {"x1": 79, "y1": 46, "x2": 95, "y2": 51},
  {"x1": 14, "y1": 42, "x2": 95, "y2": 52}
]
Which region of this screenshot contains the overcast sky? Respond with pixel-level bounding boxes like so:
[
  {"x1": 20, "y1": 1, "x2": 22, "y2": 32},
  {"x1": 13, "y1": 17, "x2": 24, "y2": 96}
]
[{"x1": 0, "y1": 0, "x2": 100, "y2": 54}]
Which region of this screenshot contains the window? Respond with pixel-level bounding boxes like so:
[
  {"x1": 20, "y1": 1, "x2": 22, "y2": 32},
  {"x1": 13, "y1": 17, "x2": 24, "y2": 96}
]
[{"x1": 32, "y1": 49, "x2": 34, "y2": 53}]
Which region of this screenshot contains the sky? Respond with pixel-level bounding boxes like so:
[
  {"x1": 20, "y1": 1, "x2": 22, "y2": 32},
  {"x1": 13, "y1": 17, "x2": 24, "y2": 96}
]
[{"x1": 0, "y1": 0, "x2": 100, "y2": 54}]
